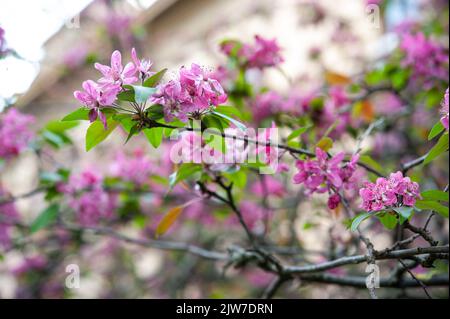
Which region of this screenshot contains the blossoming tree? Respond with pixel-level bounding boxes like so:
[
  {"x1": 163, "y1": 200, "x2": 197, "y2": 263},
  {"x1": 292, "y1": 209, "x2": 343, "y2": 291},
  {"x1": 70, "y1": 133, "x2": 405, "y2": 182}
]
[{"x1": 0, "y1": 2, "x2": 449, "y2": 299}]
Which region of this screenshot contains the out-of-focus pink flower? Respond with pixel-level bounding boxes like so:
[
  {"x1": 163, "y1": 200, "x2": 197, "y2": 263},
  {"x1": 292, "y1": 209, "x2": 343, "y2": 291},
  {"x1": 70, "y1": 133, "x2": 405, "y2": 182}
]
[
  {"x1": 151, "y1": 64, "x2": 227, "y2": 122},
  {"x1": 59, "y1": 169, "x2": 117, "y2": 226},
  {"x1": 131, "y1": 47, "x2": 155, "y2": 81},
  {"x1": 63, "y1": 45, "x2": 88, "y2": 70},
  {"x1": 252, "y1": 91, "x2": 283, "y2": 123},
  {"x1": 441, "y1": 88, "x2": 449, "y2": 130},
  {"x1": 359, "y1": 171, "x2": 420, "y2": 212},
  {"x1": 250, "y1": 176, "x2": 286, "y2": 198},
  {"x1": 222, "y1": 35, "x2": 284, "y2": 70},
  {"x1": 245, "y1": 269, "x2": 275, "y2": 288},
  {"x1": 322, "y1": 86, "x2": 352, "y2": 137},
  {"x1": 95, "y1": 50, "x2": 138, "y2": 86},
  {"x1": 0, "y1": 108, "x2": 35, "y2": 160},
  {"x1": 74, "y1": 80, "x2": 120, "y2": 129},
  {"x1": 210, "y1": 65, "x2": 235, "y2": 91},
  {"x1": 372, "y1": 92, "x2": 404, "y2": 116},
  {"x1": 245, "y1": 35, "x2": 284, "y2": 69},
  {"x1": 227, "y1": 201, "x2": 271, "y2": 233},
  {"x1": 12, "y1": 256, "x2": 47, "y2": 276},
  {"x1": 293, "y1": 148, "x2": 360, "y2": 210},
  {"x1": 110, "y1": 149, "x2": 154, "y2": 186},
  {"x1": 373, "y1": 132, "x2": 406, "y2": 156},
  {"x1": 366, "y1": 0, "x2": 383, "y2": 5},
  {"x1": 400, "y1": 32, "x2": 448, "y2": 86},
  {"x1": 0, "y1": 186, "x2": 19, "y2": 248},
  {"x1": 184, "y1": 200, "x2": 216, "y2": 226}
]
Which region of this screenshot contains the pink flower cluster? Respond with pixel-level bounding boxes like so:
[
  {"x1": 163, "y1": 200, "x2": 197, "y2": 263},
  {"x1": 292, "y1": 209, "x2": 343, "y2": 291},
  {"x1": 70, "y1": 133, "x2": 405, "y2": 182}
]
[
  {"x1": 400, "y1": 32, "x2": 448, "y2": 86},
  {"x1": 0, "y1": 186, "x2": 19, "y2": 248},
  {"x1": 59, "y1": 169, "x2": 117, "y2": 226},
  {"x1": 151, "y1": 63, "x2": 227, "y2": 122},
  {"x1": 74, "y1": 49, "x2": 153, "y2": 128},
  {"x1": 293, "y1": 148, "x2": 360, "y2": 209},
  {"x1": 221, "y1": 35, "x2": 284, "y2": 70},
  {"x1": 12, "y1": 255, "x2": 47, "y2": 276},
  {"x1": 441, "y1": 88, "x2": 449, "y2": 130},
  {"x1": 0, "y1": 108, "x2": 35, "y2": 160},
  {"x1": 359, "y1": 171, "x2": 420, "y2": 212},
  {"x1": 109, "y1": 149, "x2": 154, "y2": 186}
]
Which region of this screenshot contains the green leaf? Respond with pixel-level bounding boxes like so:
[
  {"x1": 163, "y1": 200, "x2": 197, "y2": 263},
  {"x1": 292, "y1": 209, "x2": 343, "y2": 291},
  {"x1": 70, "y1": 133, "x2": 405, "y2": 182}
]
[
  {"x1": 62, "y1": 107, "x2": 90, "y2": 121},
  {"x1": 202, "y1": 114, "x2": 225, "y2": 132},
  {"x1": 212, "y1": 111, "x2": 246, "y2": 131},
  {"x1": 42, "y1": 130, "x2": 70, "y2": 148},
  {"x1": 225, "y1": 170, "x2": 247, "y2": 189},
  {"x1": 147, "y1": 104, "x2": 165, "y2": 121},
  {"x1": 125, "y1": 124, "x2": 140, "y2": 144},
  {"x1": 287, "y1": 126, "x2": 310, "y2": 142},
  {"x1": 421, "y1": 190, "x2": 449, "y2": 202},
  {"x1": 423, "y1": 133, "x2": 449, "y2": 165},
  {"x1": 378, "y1": 212, "x2": 398, "y2": 229},
  {"x1": 393, "y1": 206, "x2": 414, "y2": 224},
  {"x1": 143, "y1": 68, "x2": 167, "y2": 87},
  {"x1": 144, "y1": 127, "x2": 164, "y2": 148},
  {"x1": 85, "y1": 118, "x2": 119, "y2": 151},
  {"x1": 359, "y1": 155, "x2": 384, "y2": 175},
  {"x1": 117, "y1": 90, "x2": 136, "y2": 102},
  {"x1": 214, "y1": 105, "x2": 243, "y2": 119},
  {"x1": 391, "y1": 69, "x2": 409, "y2": 90},
  {"x1": 415, "y1": 200, "x2": 449, "y2": 218},
  {"x1": 113, "y1": 114, "x2": 135, "y2": 133},
  {"x1": 428, "y1": 121, "x2": 445, "y2": 140},
  {"x1": 46, "y1": 120, "x2": 79, "y2": 133},
  {"x1": 169, "y1": 164, "x2": 202, "y2": 188},
  {"x1": 350, "y1": 212, "x2": 373, "y2": 231},
  {"x1": 129, "y1": 85, "x2": 156, "y2": 104},
  {"x1": 30, "y1": 204, "x2": 59, "y2": 233}
]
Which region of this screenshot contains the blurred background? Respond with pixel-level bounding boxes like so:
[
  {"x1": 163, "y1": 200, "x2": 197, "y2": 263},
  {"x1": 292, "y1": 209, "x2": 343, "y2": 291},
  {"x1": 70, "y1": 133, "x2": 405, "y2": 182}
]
[{"x1": 0, "y1": 0, "x2": 448, "y2": 298}]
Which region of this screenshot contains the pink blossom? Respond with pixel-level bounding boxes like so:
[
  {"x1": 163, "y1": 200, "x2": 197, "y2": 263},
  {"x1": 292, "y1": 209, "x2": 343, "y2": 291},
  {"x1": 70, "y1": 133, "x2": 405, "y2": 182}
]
[
  {"x1": 293, "y1": 148, "x2": 360, "y2": 210},
  {"x1": 151, "y1": 64, "x2": 227, "y2": 122},
  {"x1": 366, "y1": 0, "x2": 383, "y2": 5},
  {"x1": 0, "y1": 186, "x2": 19, "y2": 248},
  {"x1": 74, "y1": 80, "x2": 120, "y2": 129},
  {"x1": 373, "y1": 92, "x2": 404, "y2": 116},
  {"x1": 179, "y1": 63, "x2": 228, "y2": 107},
  {"x1": 184, "y1": 201, "x2": 216, "y2": 226},
  {"x1": 244, "y1": 35, "x2": 284, "y2": 69},
  {"x1": 131, "y1": 47, "x2": 155, "y2": 81},
  {"x1": 252, "y1": 91, "x2": 283, "y2": 123},
  {"x1": 322, "y1": 86, "x2": 352, "y2": 137},
  {"x1": 245, "y1": 269, "x2": 275, "y2": 288},
  {"x1": 250, "y1": 176, "x2": 286, "y2": 198},
  {"x1": 400, "y1": 32, "x2": 448, "y2": 86},
  {"x1": 63, "y1": 45, "x2": 88, "y2": 70},
  {"x1": 228, "y1": 201, "x2": 271, "y2": 233},
  {"x1": 60, "y1": 169, "x2": 117, "y2": 226},
  {"x1": 110, "y1": 149, "x2": 154, "y2": 186},
  {"x1": 0, "y1": 108, "x2": 35, "y2": 160},
  {"x1": 95, "y1": 50, "x2": 138, "y2": 86},
  {"x1": 359, "y1": 171, "x2": 420, "y2": 212},
  {"x1": 441, "y1": 88, "x2": 449, "y2": 130},
  {"x1": 12, "y1": 255, "x2": 47, "y2": 276},
  {"x1": 222, "y1": 35, "x2": 284, "y2": 70}
]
